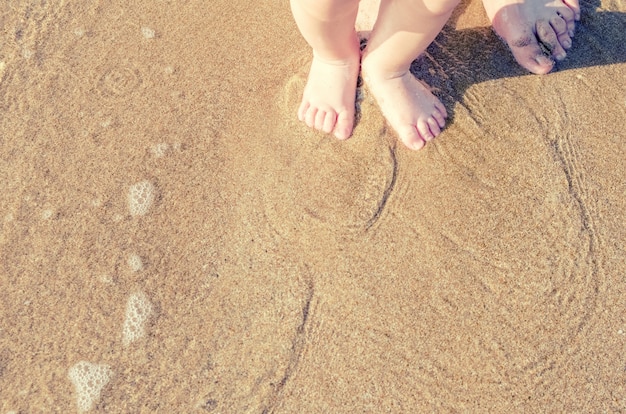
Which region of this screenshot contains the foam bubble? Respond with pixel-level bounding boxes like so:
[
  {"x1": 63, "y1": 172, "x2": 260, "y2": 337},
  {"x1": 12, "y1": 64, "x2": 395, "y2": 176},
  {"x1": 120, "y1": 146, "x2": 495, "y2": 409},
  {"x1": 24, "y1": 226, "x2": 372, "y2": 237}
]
[
  {"x1": 141, "y1": 27, "x2": 155, "y2": 39},
  {"x1": 68, "y1": 361, "x2": 113, "y2": 413},
  {"x1": 128, "y1": 180, "x2": 156, "y2": 216},
  {"x1": 100, "y1": 274, "x2": 114, "y2": 284},
  {"x1": 127, "y1": 253, "x2": 144, "y2": 272},
  {"x1": 151, "y1": 142, "x2": 169, "y2": 158},
  {"x1": 41, "y1": 208, "x2": 54, "y2": 220},
  {"x1": 122, "y1": 291, "x2": 154, "y2": 346}
]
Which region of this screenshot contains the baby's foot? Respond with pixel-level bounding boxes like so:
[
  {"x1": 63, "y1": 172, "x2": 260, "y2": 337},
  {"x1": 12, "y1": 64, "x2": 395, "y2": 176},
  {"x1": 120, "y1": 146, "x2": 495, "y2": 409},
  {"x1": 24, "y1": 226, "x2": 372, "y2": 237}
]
[
  {"x1": 483, "y1": 0, "x2": 581, "y2": 74},
  {"x1": 298, "y1": 52, "x2": 360, "y2": 140},
  {"x1": 363, "y1": 66, "x2": 447, "y2": 150}
]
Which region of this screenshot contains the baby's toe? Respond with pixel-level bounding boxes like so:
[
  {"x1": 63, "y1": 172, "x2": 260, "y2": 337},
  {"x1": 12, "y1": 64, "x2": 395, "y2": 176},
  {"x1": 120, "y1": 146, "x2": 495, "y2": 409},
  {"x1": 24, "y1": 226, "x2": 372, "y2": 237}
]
[
  {"x1": 398, "y1": 124, "x2": 425, "y2": 150},
  {"x1": 333, "y1": 111, "x2": 354, "y2": 140},
  {"x1": 298, "y1": 101, "x2": 310, "y2": 122},
  {"x1": 305, "y1": 107, "x2": 318, "y2": 128},
  {"x1": 314, "y1": 109, "x2": 333, "y2": 133}
]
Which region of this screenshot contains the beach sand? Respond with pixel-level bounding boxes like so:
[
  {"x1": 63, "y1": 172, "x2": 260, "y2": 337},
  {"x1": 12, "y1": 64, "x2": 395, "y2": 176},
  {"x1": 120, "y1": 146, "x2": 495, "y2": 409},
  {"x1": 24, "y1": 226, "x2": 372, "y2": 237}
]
[{"x1": 1, "y1": 0, "x2": 625, "y2": 412}]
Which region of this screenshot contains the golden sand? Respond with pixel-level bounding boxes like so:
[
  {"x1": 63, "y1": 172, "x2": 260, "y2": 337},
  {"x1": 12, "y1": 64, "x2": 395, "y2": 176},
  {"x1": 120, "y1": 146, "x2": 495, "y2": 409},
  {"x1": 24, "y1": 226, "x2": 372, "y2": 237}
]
[{"x1": 1, "y1": 0, "x2": 625, "y2": 412}]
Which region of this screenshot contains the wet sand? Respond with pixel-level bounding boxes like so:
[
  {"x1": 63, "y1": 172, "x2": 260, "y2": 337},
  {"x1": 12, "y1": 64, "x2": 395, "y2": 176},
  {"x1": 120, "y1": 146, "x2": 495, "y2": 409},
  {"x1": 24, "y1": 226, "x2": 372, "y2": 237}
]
[{"x1": 1, "y1": 0, "x2": 625, "y2": 412}]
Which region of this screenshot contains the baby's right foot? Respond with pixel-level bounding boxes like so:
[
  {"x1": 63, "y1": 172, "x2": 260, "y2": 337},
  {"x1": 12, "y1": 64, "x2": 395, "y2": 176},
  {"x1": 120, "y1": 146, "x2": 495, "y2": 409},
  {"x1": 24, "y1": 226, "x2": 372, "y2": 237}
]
[
  {"x1": 362, "y1": 65, "x2": 447, "y2": 150},
  {"x1": 298, "y1": 51, "x2": 360, "y2": 140}
]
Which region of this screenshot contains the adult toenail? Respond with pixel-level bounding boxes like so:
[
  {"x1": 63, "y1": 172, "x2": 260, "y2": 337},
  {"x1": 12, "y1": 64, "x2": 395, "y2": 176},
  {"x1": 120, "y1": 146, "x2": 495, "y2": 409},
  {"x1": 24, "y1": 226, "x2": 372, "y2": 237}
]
[
  {"x1": 569, "y1": 29, "x2": 575, "y2": 37},
  {"x1": 563, "y1": 39, "x2": 571, "y2": 48}
]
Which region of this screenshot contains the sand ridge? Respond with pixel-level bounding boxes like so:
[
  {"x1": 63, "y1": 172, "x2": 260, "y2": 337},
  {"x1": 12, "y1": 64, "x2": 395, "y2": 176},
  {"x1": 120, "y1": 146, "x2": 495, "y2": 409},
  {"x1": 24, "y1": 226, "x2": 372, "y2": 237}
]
[{"x1": 1, "y1": 0, "x2": 625, "y2": 412}]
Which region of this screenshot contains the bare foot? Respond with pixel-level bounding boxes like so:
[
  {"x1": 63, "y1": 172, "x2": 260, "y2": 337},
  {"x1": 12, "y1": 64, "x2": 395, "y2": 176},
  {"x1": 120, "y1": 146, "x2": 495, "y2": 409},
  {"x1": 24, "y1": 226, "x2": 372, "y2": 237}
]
[
  {"x1": 483, "y1": 0, "x2": 581, "y2": 74},
  {"x1": 298, "y1": 52, "x2": 360, "y2": 140},
  {"x1": 363, "y1": 66, "x2": 447, "y2": 150}
]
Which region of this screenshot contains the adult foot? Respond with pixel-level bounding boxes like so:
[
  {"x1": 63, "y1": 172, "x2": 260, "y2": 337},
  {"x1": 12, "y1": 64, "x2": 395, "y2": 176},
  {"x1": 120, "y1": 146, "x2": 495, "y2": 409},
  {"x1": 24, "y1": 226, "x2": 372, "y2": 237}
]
[
  {"x1": 298, "y1": 51, "x2": 360, "y2": 140},
  {"x1": 483, "y1": 0, "x2": 581, "y2": 74},
  {"x1": 362, "y1": 66, "x2": 447, "y2": 150}
]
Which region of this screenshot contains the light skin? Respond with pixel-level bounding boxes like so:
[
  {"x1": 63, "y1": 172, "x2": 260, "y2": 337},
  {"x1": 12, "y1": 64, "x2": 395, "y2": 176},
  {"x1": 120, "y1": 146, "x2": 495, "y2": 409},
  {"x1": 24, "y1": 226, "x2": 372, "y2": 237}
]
[
  {"x1": 483, "y1": 0, "x2": 581, "y2": 74},
  {"x1": 291, "y1": 0, "x2": 581, "y2": 150}
]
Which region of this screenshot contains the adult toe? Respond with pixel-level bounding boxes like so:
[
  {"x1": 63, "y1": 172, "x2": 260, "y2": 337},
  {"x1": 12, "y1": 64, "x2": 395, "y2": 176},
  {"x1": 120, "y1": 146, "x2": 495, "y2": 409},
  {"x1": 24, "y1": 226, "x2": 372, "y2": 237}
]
[
  {"x1": 550, "y1": 15, "x2": 572, "y2": 48},
  {"x1": 435, "y1": 101, "x2": 448, "y2": 118},
  {"x1": 499, "y1": 23, "x2": 555, "y2": 74},
  {"x1": 417, "y1": 119, "x2": 435, "y2": 142},
  {"x1": 426, "y1": 117, "x2": 441, "y2": 139},
  {"x1": 536, "y1": 19, "x2": 567, "y2": 60},
  {"x1": 563, "y1": 0, "x2": 581, "y2": 20},
  {"x1": 556, "y1": 7, "x2": 576, "y2": 37},
  {"x1": 433, "y1": 108, "x2": 446, "y2": 128}
]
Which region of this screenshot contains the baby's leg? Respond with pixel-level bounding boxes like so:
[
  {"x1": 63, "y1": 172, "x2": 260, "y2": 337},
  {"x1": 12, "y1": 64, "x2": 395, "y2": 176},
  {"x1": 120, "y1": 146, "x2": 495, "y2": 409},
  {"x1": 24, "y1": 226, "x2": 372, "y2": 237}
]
[
  {"x1": 290, "y1": 0, "x2": 361, "y2": 140},
  {"x1": 361, "y1": 0, "x2": 459, "y2": 150},
  {"x1": 482, "y1": 0, "x2": 580, "y2": 74}
]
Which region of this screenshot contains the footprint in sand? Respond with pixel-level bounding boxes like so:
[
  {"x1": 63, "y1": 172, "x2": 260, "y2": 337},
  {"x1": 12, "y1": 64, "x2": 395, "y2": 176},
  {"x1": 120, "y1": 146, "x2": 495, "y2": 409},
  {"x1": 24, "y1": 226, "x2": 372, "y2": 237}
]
[{"x1": 260, "y1": 66, "x2": 397, "y2": 238}]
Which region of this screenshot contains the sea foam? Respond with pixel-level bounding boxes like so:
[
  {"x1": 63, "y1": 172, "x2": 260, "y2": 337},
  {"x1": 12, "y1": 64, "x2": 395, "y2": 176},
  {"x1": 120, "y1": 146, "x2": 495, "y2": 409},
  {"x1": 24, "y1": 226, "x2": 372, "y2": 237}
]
[
  {"x1": 128, "y1": 180, "x2": 156, "y2": 216},
  {"x1": 122, "y1": 291, "x2": 154, "y2": 346},
  {"x1": 68, "y1": 361, "x2": 113, "y2": 413}
]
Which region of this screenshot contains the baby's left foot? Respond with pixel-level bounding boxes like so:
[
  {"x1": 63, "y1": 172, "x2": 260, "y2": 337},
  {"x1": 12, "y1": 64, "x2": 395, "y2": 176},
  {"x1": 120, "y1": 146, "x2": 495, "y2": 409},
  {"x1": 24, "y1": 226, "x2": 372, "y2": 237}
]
[{"x1": 362, "y1": 66, "x2": 447, "y2": 150}]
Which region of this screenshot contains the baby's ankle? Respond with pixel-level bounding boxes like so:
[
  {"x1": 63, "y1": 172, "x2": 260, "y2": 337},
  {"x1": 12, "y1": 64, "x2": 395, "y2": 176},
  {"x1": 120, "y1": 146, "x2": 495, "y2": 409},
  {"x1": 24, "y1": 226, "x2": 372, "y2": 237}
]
[
  {"x1": 361, "y1": 53, "x2": 410, "y2": 81},
  {"x1": 362, "y1": 61, "x2": 408, "y2": 82},
  {"x1": 312, "y1": 50, "x2": 361, "y2": 67}
]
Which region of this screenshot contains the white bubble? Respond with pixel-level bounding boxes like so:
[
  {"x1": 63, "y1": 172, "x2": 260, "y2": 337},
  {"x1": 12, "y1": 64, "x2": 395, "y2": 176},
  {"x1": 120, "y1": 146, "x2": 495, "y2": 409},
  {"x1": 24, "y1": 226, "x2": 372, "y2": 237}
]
[
  {"x1": 128, "y1": 180, "x2": 156, "y2": 216},
  {"x1": 164, "y1": 66, "x2": 175, "y2": 75},
  {"x1": 127, "y1": 253, "x2": 144, "y2": 272},
  {"x1": 100, "y1": 274, "x2": 114, "y2": 284},
  {"x1": 122, "y1": 291, "x2": 154, "y2": 346},
  {"x1": 151, "y1": 142, "x2": 169, "y2": 158},
  {"x1": 41, "y1": 209, "x2": 54, "y2": 220},
  {"x1": 74, "y1": 27, "x2": 85, "y2": 37},
  {"x1": 68, "y1": 361, "x2": 113, "y2": 413},
  {"x1": 141, "y1": 27, "x2": 156, "y2": 39}
]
